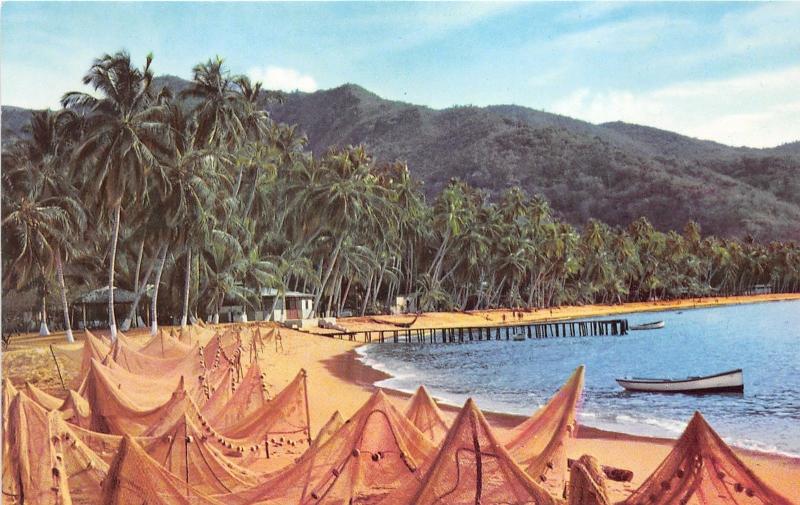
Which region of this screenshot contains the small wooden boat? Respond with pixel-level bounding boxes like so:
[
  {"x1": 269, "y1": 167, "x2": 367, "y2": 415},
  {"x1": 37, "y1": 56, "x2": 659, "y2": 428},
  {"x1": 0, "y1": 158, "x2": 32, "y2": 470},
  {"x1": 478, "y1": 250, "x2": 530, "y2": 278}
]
[
  {"x1": 630, "y1": 320, "x2": 665, "y2": 330},
  {"x1": 616, "y1": 369, "x2": 743, "y2": 394}
]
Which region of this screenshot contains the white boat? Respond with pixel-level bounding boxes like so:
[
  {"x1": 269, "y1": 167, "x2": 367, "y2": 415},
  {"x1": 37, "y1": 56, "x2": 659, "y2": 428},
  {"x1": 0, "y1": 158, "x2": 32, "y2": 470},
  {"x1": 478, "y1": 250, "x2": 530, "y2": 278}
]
[
  {"x1": 630, "y1": 320, "x2": 665, "y2": 330},
  {"x1": 616, "y1": 369, "x2": 743, "y2": 394},
  {"x1": 511, "y1": 329, "x2": 526, "y2": 341}
]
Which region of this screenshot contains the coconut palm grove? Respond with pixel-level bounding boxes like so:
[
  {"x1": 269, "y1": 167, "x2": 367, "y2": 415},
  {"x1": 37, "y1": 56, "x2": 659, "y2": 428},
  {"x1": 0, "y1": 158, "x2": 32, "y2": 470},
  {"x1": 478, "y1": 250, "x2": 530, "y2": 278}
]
[{"x1": 3, "y1": 52, "x2": 800, "y2": 341}]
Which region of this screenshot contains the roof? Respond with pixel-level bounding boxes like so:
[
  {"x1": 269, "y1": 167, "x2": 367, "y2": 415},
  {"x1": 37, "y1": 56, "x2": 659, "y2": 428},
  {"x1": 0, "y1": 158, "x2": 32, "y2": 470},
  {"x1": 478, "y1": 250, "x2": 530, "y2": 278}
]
[
  {"x1": 75, "y1": 287, "x2": 138, "y2": 304},
  {"x1": 259, "y1": 288, "x2": 314, "y2": 298}
]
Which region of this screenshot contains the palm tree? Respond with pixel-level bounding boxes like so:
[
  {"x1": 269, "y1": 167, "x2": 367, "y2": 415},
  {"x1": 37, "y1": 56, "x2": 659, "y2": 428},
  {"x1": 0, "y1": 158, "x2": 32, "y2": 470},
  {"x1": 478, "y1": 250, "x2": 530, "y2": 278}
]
[
  {"x1": 2, "y1": 181, "x2": 85, "y2": 339},
  {"x1": 161, "y1": 129, "x2": 230, "y2": 327},
  {"x1": 2, "y1": 110, "x2": 87, "y2": 341},
  {"x1": 62, "y1": 51, "x2": 169, "y2": 341}
]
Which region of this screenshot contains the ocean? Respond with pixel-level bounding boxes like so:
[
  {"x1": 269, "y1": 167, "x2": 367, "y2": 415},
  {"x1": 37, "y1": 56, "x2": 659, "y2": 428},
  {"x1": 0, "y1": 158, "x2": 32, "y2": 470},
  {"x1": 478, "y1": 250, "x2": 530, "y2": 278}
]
[{"x1": 357, "y1": 300, "x2": 800, "y2": 456}]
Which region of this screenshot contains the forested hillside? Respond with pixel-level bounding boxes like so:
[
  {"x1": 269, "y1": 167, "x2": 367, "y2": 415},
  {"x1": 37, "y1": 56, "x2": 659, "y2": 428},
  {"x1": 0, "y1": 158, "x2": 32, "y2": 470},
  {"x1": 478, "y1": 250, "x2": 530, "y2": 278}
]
[{"x1": 3, "y1": 79, "x2": 799, "y2": 241}]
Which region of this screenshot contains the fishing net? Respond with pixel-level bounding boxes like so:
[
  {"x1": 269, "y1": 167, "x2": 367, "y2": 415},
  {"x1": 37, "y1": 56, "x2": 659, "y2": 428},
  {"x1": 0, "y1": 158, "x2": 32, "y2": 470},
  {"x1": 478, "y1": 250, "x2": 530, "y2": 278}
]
[
  {"x1": 109, "y1": 336, "x2": 204, "y2": 384},
  {"x1": 2, "y1": 378, "x2": 19, "y2": 433},
  {"x1": 621, "y1": 411, "x2": 793, "y2": 505},
  {"x1": 224, "y1": 389, "x2": 435, "y2": 505},
  {"x1": 201, "y1": 330, "x2": 242, "y2": 374},
  {"x1": 22, "y1": 381, "x2": 64, "y2": 411},
  {"x1": 218, "y1": 369, "x2": 310, "y2": 448},
  {"x1": 49, "y1": 413, "x2": 111, "y2": 505},
  {"x1": 61, "y1": 331, "x2": 112, "y2": 389},
  {"x1": 567, "y1": 455, "x2": 611, "y2": 505},
  {"x1": 138, "y1": 330, "x2": 197, "y2": 359},
  {"x1": 2, "y1": 393, "x2": 74, "y2": 505},
  {"x1": 386, "y1": 397, "x2": 561, "y2": 505},
  {"x1": 405, "y1": 385, "x2": 449, "y2": 444},
  {"x1": 307, "y1": 410, "x2": 345, "y2": 454},
  {"x1": 140, "y1": 410, "x2": 261, "y2": 494},
  {"x1": 176, "y1": 324, "x2": 211, "y2": 346},
  {"x1": 505, "y1": 365, "x2": 585, "y2": 496},
  {"x1": 202, "y1": 361, "x2": 269, "y2": 429},
  {"x1": 59, "y1": 390, "x2": 93, "y2": 429},
  {"x1": 101, "y1": 435, "x2": 225, "y2": 505},
  {"x1": 200, "y1": 367, "x2": 234, "y2": 415},
  {"x1": 81, "y1": 355, "x2": 215, "y2": 413},
  {"x1": 79, "y1": 360, "x2": 197, "y2": 435}
]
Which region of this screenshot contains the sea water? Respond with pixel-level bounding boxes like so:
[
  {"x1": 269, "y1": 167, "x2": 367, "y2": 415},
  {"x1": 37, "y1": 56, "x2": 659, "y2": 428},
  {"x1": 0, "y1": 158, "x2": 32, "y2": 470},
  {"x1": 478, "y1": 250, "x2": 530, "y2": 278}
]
[{"x1": 357, "y1": 300, "x2": 800, "y2": 456}]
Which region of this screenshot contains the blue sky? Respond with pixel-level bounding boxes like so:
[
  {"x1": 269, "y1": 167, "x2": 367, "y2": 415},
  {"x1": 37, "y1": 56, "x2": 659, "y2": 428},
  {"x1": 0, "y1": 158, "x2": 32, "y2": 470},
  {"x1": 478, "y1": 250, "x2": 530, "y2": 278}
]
[{"x1": 2, "y1": 2, "x2": 799, "y2": 147}]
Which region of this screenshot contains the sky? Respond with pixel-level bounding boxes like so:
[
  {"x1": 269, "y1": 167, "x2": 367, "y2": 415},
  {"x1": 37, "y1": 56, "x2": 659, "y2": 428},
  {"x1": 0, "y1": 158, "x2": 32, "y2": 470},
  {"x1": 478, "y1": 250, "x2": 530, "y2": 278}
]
[{"x1": 2, "y1": 2, "x2": 799, "y2": 148}]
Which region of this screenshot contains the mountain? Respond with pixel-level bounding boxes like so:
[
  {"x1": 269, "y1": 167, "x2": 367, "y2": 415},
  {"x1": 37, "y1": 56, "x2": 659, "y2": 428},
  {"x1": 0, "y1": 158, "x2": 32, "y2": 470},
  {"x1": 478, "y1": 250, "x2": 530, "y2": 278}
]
[
  {"x1": 3, "y1": 79, "x2": 799, "y2": 241},
  {"x1": 1, "y1": 105, "x2": 36, "y2": 146}
]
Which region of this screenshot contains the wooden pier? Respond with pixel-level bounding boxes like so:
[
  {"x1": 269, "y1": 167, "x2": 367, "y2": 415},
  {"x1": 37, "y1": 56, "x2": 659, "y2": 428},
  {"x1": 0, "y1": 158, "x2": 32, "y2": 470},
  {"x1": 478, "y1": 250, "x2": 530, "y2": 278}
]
[{"x1": 329, "y1": 318, "x2": 629, "y2": 343}]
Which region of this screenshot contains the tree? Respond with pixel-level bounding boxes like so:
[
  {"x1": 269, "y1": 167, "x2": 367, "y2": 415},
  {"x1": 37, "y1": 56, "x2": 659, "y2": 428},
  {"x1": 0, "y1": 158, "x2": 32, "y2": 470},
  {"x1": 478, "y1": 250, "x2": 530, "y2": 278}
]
[{"x1": 62, "y1": 51, "x2": 169, "y2": 341}]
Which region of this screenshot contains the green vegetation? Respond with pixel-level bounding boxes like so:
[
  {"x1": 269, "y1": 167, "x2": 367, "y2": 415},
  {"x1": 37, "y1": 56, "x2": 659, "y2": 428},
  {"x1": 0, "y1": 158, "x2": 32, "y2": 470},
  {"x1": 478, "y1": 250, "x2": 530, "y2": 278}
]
[{"x1": 3, "y1": 52, "x2": 799, "y2": 338}]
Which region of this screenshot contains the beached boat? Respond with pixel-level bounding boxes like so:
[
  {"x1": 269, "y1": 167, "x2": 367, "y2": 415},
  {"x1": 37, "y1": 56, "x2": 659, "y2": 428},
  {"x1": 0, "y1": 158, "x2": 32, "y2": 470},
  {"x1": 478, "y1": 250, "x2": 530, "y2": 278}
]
[
  {"x1": 630, "y1": 320, "x2": 665, "y2": 330},
  {"x1": 616, "y1": 369, "x2": 743, "y2": 393}
]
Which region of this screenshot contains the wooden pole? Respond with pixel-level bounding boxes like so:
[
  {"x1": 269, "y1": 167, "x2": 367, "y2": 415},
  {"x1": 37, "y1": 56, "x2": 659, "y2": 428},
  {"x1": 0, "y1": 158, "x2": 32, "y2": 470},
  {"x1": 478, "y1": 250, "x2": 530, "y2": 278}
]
[
  {"x1": 49, "y1": 344, "x2": 66, "y2": 390},
  {"x1": 301, "y1": 369, "x2": 312, "y2": 444}
]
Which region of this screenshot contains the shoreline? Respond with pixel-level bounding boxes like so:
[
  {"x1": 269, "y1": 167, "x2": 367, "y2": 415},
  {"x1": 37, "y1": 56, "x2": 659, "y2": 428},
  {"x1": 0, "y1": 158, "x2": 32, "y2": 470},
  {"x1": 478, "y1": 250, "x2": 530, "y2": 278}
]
[
  {"x1": 4, "y1": 294, "x2": 799, "y2": 501},
  {"x1": 322, "y1": 345, "x2": 800, "y2": 500},
  {"x1": 320, "y1": 343, "x2": 800, "y2": 500},
  {"x1": 324, "y1": 347, "x2": 797, "y2": 455}
]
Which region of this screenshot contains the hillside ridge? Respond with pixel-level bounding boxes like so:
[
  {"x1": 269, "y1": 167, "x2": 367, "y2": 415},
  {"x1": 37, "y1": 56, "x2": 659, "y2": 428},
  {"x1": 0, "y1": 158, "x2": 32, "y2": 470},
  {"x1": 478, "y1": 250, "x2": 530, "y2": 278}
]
[{"x1": 3, "y1": 78, "x2": 799, "y2": 241}]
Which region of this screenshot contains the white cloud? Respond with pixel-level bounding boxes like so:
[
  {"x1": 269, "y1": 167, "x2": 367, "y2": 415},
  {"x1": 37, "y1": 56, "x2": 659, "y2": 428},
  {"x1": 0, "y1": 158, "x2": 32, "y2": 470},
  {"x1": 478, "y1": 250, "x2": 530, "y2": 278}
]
[
  {"x1": 551, "y1": 16, "x2": 692, "y2": 52},
  {"x1": 247, "y1": 66, "x2": 317, "y2": 93},
  {"x1": 550, "y1": 66, "x2": 800, "y2": 148}
]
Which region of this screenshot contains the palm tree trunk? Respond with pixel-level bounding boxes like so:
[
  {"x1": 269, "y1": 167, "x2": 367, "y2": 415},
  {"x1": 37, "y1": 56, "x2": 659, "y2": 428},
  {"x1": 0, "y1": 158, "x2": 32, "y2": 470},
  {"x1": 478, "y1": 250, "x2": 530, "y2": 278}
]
[
  {"x1": 360, "y1": 272, "x2": 374, "y2": 316},
  {"x1": 181, "y1": 249, "x2": 192, "y2": 327},
  {"x1": 245, "y1": 173, "x2": 259, "y2": 217},
  {"x1": 314, "y1": 234, "x2": 345, "y2": 311},
  {"x1": 339, "y1": 277, "x2": 353, "y2": 314},
  {"x1": 122, "y1": 245, "x2": 159, "y2": 330},
  {"x1": 39, "y1": 293, "x2": 50, "y2": 336},
  {"x1": 134, "y1": 240, "x2": 144, "y2": 295},
  {"x1": 234, "y1": 165, "x2": 245, "y2": 197},
  {"x1": 151, "y1": 244, "x2": 168, "y2": 336},
  {"x1": 373, "y1": 264, "x2": 386, "y2": 306},
  {"x1": 108, "y1": 204, "x2": 121, "y2": 341},
  {"x1": 55, "y1": 252, "x2": 73, "y2": 343}
]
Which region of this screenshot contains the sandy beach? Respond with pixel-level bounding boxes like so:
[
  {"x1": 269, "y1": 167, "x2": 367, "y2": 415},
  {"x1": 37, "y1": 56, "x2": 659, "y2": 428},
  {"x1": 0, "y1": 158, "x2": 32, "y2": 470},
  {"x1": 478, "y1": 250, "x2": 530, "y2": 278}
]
[{"x1": 4, "y1": 293, "x2": 799, "y2": 502}]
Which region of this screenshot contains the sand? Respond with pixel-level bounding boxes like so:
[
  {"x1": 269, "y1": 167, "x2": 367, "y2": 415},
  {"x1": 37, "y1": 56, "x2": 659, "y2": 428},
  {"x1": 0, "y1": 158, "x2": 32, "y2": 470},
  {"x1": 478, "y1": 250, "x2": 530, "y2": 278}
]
[{"x1": 3, "y1": 293, "x2": 799, "y2": 502}]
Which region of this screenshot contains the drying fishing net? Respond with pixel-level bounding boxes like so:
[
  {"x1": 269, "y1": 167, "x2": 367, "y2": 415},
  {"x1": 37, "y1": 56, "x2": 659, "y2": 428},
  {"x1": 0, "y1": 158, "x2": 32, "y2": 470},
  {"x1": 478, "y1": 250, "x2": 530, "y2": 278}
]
[
  {"x1": 201, "y1": 329, "x2": 242, "y2": 373},
  {"x1": 101, "y1": 435, "x2": 225, "y2": 505},
  {"x1": 202, "y1": 361, "x2": 269, "y2": 429},
  {"x1": 307, "y1": 410, "x2": 345, "y2": 454},
  {"x1": 109, "y1": 336, "x2": 203, "y2": 383},
  {"x1": 176, "y1": 324, "x2": 212, "y2": 346},
  {"x1": 200, "y1": 367, "x2": 234, "y2": 416},
  {"x1": 22, "y1": 381, "x2": 64, "y2": 411},
  {"x1": 49, "y1": 412, "x2": 111, "y2": 505},
  {"x1": 621, "y1": 411, "x2": 792, "y2": 505},
  {"x1": 505, "y1": 365, "x2": 585, "y2": 496},
  {"x1": 82, "y1": 354, "x2": 217, "y2": 413},
  {"x1": 217, "y1": 369, "x2": 310, "y2": 448},
  {"x1": 60, "y1": 330, "x2": 112, "y2": 389},
  {"x1": 138, "y1": 329, "x2": 197, "y2": 359},
  {"x1": 405, "y1": 385, "x2": 449, "y2": 444},
  {"x1": 2, "y1": 393, "x2": 75, "y2": 505},
  {"x1": 59, "y1": 390, "x2": 93, "y2": 429},
  {"x1": 224, "y1": 389, "x2": 435, "y2": 505},
  {"x1": 386, "y1": 397, "x2": 561, "y2": 505},
  {"x1": 140, "y1": 409, "x2": 261, "y2": 494},
  {"x1": 79, "y1": 361, "x2": 199, "y2": 435}
]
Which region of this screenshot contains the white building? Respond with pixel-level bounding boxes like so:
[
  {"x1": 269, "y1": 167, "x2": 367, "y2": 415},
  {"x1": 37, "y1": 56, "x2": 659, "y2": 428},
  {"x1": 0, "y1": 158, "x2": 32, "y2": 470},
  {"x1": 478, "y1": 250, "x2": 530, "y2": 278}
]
[{"x1": 258, "y1": 288, "x2": 315, "y2": 322}]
